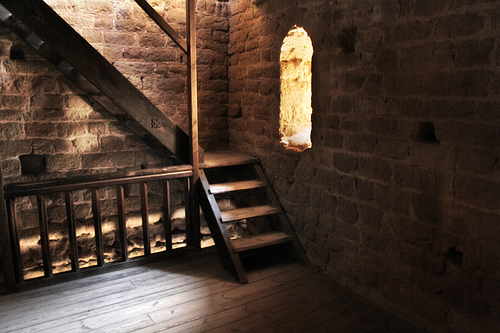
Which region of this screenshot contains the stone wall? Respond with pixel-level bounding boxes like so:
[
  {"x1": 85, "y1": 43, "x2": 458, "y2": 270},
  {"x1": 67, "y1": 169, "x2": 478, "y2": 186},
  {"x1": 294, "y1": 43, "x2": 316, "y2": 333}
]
[
  {"x1": 0, "y1": 0, "x2": 229, "y2": 291},
  {"x1": 227, "y1": 0, "x2": 499, "y2": 332}
]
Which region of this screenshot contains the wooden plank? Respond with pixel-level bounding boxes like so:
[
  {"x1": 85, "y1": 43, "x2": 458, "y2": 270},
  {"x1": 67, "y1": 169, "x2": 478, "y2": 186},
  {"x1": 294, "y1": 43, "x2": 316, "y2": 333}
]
[
  {"x1": 36, "y1": 195, "x2": 53, "y2": 278},
  {"x1": 209, "y1": 180, "x2": 266, "y2": 194},
  {"x1": 231, "y1": 232, "x2": 293, "y2": 253},
  {"x1": 116, "y1": 185, "x2": 128, "y2": 261},
  {"x1": 140, "y1": 182, "x2": 151, "y2": 256},
  {"x1": 6, "y1": 267, "x2": 229, "y2": 332},
  {"x1": 0, "y1": 0, "x2": 190, "y2": 162},
  {"x1": 0, "y1": 253, "x2": 423, "y2": 333},
  {"x1": 220, "y1": 205, "x2": 279, "y2": 223},
  {"x1": 199, "y1": 170, "x2": 248, "y2": 283},
  {"x1": 201, "y1": 151, "x2": 260, "y2": 169},
  {"x1": 64, "y1": 191, "x2": 79, "y2": 272},
  {"x1": 91, "y1": 189, "x2": 104, "y2": 267},
  {"x1": 133, "y1": 0, "x2": 187, "y2": 53}
]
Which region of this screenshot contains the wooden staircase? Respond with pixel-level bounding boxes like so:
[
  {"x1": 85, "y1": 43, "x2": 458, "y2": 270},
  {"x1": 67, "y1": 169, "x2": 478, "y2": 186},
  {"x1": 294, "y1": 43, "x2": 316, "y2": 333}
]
[
  {"x1": 199, "y1": 151, "x2": 306, "y2": 283},
  {"x1": 0, "y1": 0, "x2": 306, "y2": 286},
  {"x1": 0, "y1": 0, "x2": 190, "y2": 163}
]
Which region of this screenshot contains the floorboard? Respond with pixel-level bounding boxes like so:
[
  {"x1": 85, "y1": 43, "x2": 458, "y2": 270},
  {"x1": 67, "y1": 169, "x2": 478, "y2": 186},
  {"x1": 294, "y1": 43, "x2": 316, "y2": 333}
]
[{"x1": 0, "y1": 251, "x2": 425, "y2": 333}]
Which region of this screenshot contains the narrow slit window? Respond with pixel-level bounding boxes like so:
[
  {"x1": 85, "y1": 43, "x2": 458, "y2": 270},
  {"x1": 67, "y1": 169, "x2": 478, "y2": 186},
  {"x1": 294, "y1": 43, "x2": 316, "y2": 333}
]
[{"x1": 280, "y1": 26, "x2": 313, "y2": 152}]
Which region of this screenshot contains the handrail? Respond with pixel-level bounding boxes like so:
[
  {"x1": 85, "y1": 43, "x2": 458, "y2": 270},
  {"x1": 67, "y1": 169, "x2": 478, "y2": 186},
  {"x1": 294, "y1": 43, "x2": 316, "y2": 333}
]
[
  {"x1": 4, "y1": 165, "x2": 194, "y2": 290},
  {"x1": 4, "y1": 165, "x2": 193, "y2": 197}
]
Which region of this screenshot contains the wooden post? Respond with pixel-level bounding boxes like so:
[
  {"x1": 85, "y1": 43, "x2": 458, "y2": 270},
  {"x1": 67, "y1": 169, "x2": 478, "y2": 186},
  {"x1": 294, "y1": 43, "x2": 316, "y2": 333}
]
[
  {"x1": 187, "y1": 0, "x2": 200, "y2": 249},
  {"x1": 0, "y1": 162, "x2": 16, "y2": 292}
]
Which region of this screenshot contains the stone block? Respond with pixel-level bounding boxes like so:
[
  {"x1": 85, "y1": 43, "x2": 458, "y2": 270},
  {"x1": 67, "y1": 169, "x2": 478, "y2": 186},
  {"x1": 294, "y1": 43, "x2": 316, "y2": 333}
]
[
  {"x1": 463, "y1": 242, "x2": 498, "y2": 275},
  {"x1": 356, "y1": 178, "x2": 374, "y2": 201},
  {"x1": 375, "y1": 49, "x2": 398, "y2": 73},
  {"x1": 1, "y1": 158, "x2": 21, "y2": 178},
  {"x1": 453, "y1": 38, "x2": 495, "y2": 68},
  {"x1": 56, "y1": 122, "x2": 87, "y2": 138},
  {"x1": 336, "y1": 198, "x2": 359, "y2": 224},
  {"x1": 313, "y1": 167, "x2": 341, "y2": 193},
  {"x1": 424, "y1": 70, "x2": 489, "y2": 97},
  {"x1": 358, "y1": 204, "x2": 382, "y2": 229},
  {"x1": 340, "y1": 175, "x2": 356, "y2": 198},
  {"x1": 32, "y1": 76, "x2": 60, "y2": 94},
  {"x1": 321, "y1": 192, "x2": 338, "y2": 217},
  {"x1": 104, "y1": 32, "x2": 135, "y2": 46},
  {"x1": 454, "y1": 174, "x2": 499, "y2": 211},
  {"x1": 412, "y1": 193, "x2": 444, "y2": 224},
  {"x1": 332, "y1": 152, "x2": 358, "y2": 173},
  {"x1": 46, "y1": 154, "x2": 82, "y2": 171},
  {"x1": 323, "y1": 130, "x2": 343, "y2": 149},
  {"x1": 383, "y1": 74, "x2": 424, "y2": 96},
  {"x1": 358, "y1": 156, "x2": 393, "y2": 183},
  {"x1": 435, "y1": 13, "x2": 485, "y2": 38},
  {"x1": 394, "y1": 163, "x2": 430, "y2": 190},
  {"x1": 0, "y1": 95, "x2": 27, "y2": 110},
  {"x1": 376, "y1": 137, "x2": 409, "y2": 160},
  {"x1": 374, "y1": 185, "x2": 411, "y2": 215}
]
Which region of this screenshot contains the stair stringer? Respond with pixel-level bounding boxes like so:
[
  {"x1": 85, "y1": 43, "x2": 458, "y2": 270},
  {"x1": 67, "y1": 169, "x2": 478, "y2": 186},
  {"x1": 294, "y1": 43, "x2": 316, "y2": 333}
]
[
  {"x1": 0, "y1": 0, "x2": 190, "y2": 163},
  {"x1": 253, "y1": 164, "x2": 309, "y2": 264},
  {"x1": 199, "y1": 155, "x2": 308, "y2": 284},
  {"x1": 199, "y1": 170, "x2": 248, "y2": 283}
]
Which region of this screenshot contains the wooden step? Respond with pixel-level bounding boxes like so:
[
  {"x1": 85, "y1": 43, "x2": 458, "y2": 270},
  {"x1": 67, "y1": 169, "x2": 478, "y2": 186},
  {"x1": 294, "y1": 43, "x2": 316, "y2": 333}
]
[
  {"x1": 210, "y1": 180, "x2": 266, "y2": 195},
  {"x1": 220, "y1": 205, "x2": 279, "y2": 223},
  {"x1": 201, "y1": 151, "x2": 260, "y2": 169},
  {"x1": 231, "y1": 232, "x2": 293, "y2": 253}
]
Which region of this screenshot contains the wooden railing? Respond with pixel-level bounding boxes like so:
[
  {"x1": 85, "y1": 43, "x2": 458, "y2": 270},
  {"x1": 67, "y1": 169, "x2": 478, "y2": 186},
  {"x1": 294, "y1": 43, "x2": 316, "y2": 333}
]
[{"x1": 3, "y1": 165, "x2": 194, "y2": 291}]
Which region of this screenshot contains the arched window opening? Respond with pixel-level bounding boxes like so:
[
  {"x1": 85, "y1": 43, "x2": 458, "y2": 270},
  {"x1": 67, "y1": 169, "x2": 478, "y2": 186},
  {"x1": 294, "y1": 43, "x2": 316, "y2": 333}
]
[{"x1": 280, "y1": 26, "x2": 313, "y2": 152}]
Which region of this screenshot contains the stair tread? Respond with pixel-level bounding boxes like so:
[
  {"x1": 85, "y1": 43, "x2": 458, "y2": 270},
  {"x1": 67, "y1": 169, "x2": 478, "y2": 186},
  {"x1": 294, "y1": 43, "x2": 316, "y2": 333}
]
[
  {"x1": 201, "y1": 151, "x2": 260, "y2": 169},
  {"x1": 221, "y1": 205, "x2": 279, "y2": 223},
  {"x1": 210, "y1": 180, "x2": 266, "y2": 194},
  {"x1": 232, "y1": 232, "x2": 293, "y2": 253}
]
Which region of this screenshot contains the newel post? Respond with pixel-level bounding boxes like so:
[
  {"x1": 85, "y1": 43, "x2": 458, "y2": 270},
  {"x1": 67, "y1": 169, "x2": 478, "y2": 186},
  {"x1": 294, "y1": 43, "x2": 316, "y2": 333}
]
[
  {"x1": 0, "y1": 161, "x2": 16, "y2": 292},
  {"x1": 187, "y1": 0, "x2": 200, "y2": 248}
]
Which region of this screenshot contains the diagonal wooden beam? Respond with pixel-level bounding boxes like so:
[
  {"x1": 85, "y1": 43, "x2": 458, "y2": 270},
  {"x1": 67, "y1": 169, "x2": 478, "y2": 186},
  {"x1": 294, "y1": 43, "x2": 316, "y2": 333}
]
[
  {"x1": 133, "y1": 0, "x2": 188, "y2": 54},
  {"x1": 0, "y1": 0, "x2": 190, "y2": 162}
]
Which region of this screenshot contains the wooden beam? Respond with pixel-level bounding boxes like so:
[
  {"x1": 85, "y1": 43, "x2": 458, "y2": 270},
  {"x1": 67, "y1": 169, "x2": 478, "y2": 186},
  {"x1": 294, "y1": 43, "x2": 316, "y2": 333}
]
[
  {"x1": 0, "y1": 162, "x2": 16, "y2": 291},
  {"x1": 187, "y1": 0, "x2": 200, "y2": 249},
  {"x1": 0, "y1": 0, "x2": 190, "y2": 162},
  {"x1": 133, "y1": 0, "x2": 188, "y2": 54}
]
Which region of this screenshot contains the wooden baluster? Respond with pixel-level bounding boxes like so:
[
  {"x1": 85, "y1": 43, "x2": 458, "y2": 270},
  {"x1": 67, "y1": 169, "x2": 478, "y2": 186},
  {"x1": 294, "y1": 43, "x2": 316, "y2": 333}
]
[
  {"x1": 116, "y1": 185, "x2": 128, "y2": 261},
  {"x1": 184, "y1": 177, "x2": 193, "y2": 247},
  {"x1": 64, "y1": 191, "x2": 79, "y2": 272},
  {"x1": 163, "y1": 180, "x2": 172, "y2": 250},
  {"x1": 140, "y1": 182, "x2": 151, "y2": 256},
  {"x1": 36, "y1": 195, "x2": 53, "y2": 278},
  {"x1": 91, "y1": 188, "x2": 104, "y2": 266},
  {"x1": 5, "y1": 198, "x2": 23, "y2": 284}
]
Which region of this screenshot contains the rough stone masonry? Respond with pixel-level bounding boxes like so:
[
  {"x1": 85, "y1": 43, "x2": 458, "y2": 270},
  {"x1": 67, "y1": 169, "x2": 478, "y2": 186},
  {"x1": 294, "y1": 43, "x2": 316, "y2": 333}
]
[{"x1": 0, "y1": 0, "x2": 499, "y2": 332}]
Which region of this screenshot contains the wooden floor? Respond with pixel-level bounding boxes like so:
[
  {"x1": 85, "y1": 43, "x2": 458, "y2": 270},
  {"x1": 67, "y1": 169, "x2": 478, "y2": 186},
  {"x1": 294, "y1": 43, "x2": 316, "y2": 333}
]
[{"x1": 0, "y1": 251, "x2": 424, "y2": 333}]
